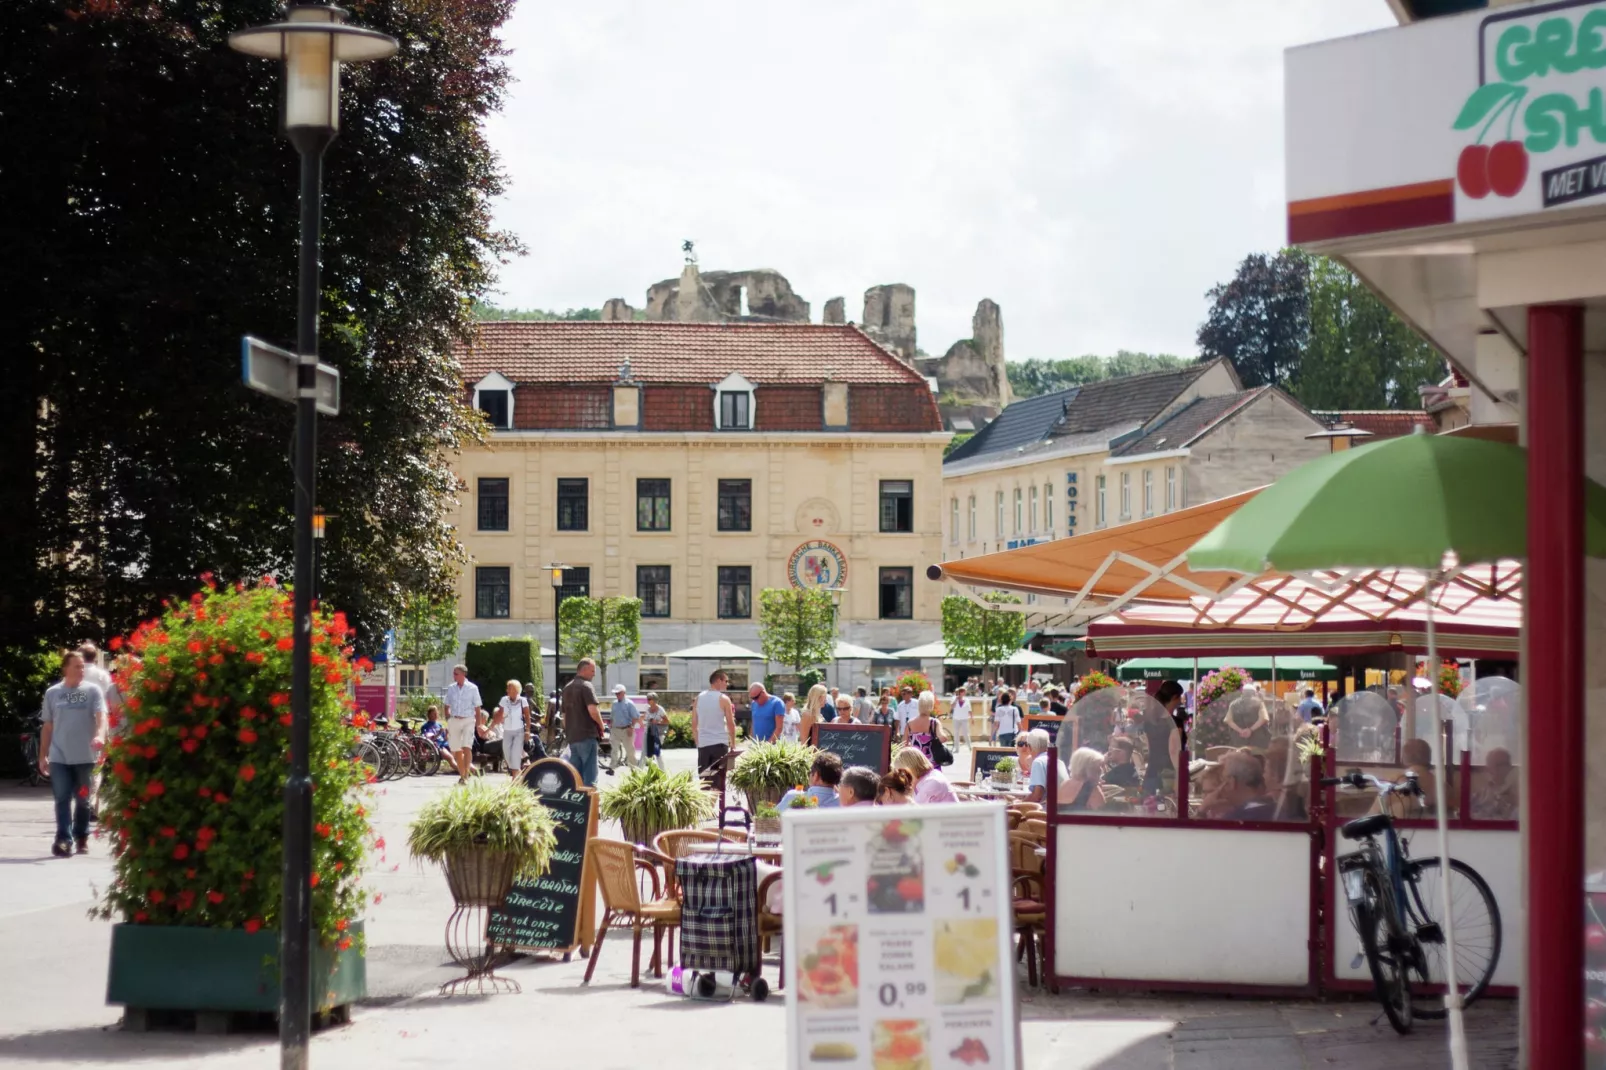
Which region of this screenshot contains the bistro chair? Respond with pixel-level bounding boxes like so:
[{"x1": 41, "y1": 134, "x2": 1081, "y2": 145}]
[
  {"x1": 583, "y1": 839, "x2": 680, "y2": 988},
  {"x1": 1007, "y1": 831, "x2": 1047, "y2": 988},
  {"x1": 757, "y1": 870, "x2": 786, "y2": 990},
  {"x1": 1018, "y1": 818, "x2": 1048, "y2": 841}
]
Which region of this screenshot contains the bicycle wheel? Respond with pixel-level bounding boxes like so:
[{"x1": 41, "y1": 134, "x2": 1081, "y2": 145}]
[
  {"x1": 379, "y1": 736, "x2": 409, "y2": 781},
  {"x1": 1356, "y1": 869, "x2": 1414, "y2": 1034},
  {"x1": 1401, "y1": 856, "x2": 1502, "y2": 1018},
  {"x1": 406, "y1": 735, "x2": 434, "y2": 776},
  {"x1": 354, "y1": 740, "x2": 383, "y2": 782}
]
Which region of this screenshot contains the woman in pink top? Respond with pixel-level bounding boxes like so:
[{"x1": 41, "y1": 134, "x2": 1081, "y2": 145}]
[{"x1": 893, "y1": 747, "x2": 958, "y2": 803}]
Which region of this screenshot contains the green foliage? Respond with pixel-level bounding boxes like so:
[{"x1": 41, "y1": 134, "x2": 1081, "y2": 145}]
[
  {"x1": 1, "y1": 1, "x2": 518, "y2": 665},
  {"x1": 1297, "y1": 256, "x2": 1446, "y2": 410},
  {"x1": 1196, "y1": 250, "x2": 1312, "y2": 389},
  {"x1": 598, "y1": 763, "x2": 715, "y2": 844},
  {"x1": 1007, "y1": 352, "x2": 1187, "y2": 399},
  {"x1": 95, "y1": 580, "x2": 372, "y2": 947},
  {"x1": 406, "y1": 779, "x2": 558, "y2": 880},
  {"x1": 664, "y1": 713, "x2": 696, "y2": 749},
  {"x1": 993, "y1": 756, "x2": 1017, "y2": 775},
  {"x1": 0, "y1": 641, "x2": 57, "y2": 774},
  {"x1": 730, "y1": 740, "x2": 817, "y2": 796},
  {"x1": 1197, "y1": 250, "x2": 1444, "y2": 405},
  {"x1": 471, "y1": 302, "x2": 602, "y2": 321},
  {"x1": 943, "y1": 432, "x2": 975, "y2": 458},
  {"x1": 758, "y1": 588, "x2": 837, "y2": 673},
  {"x1": 464, "y1": 638, "x2": 542, "y2": 703},
  {"x1": 941, "y1": 592, "x2": 1026, "y2": 673},
  {"x1": 393, "y1": 593, "x2": 459, "y2": 668},
  {"x1": 894, "y1": 670, "x2": 934, "y2": 695},
  {"x1": 558, "y1": 596, "x2": 642, "y2": 690}
]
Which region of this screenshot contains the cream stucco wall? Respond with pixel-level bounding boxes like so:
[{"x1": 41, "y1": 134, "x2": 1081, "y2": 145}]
[{"x1": 446, "y1": 430, "x2": 948, "y2": 687}]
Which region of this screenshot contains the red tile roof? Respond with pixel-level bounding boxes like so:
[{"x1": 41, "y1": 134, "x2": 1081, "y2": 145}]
[
  {"x1": 1312, "y1": 410, "x2": 1435, "y2": 438},
  {"x1": 461, "y1": 321, "x2": 928, "y2": 386}
]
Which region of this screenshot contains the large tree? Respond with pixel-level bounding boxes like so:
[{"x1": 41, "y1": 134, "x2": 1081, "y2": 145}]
[
  {"x1": 0, "y1": 1, "x2": 516, "y2": 664},
  {"x1": 1298, "y1": 256, "x2": 1446, "y2": 410},
  {"x1": 941, "y1": 591, "x2": 1025, "y2": 679},
  {"x1": 758, "y1": 588, "x2": 837, "y2": 678},
  {"x1": 558, "y1": 596, "x2": 643, "y2": 692},
  {"x1": 1195, "y1": 251, "x2": 1311, "y2": 389}
]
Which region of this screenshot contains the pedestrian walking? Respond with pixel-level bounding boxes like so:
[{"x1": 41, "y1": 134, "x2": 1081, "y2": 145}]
[
  {"x1": 781, "y1": 692, "x2": 802, "y2": 741},
  {"x1": 895, "y1": 687, "x2": 920, "y2": 733},
  {"x1": 852, "y1": 686, "x2": 875, "y2": 724},
  {"x1": 694, "y1": 669, "x2": 737, "y2": 783},
  {"x1": 443, "y1": 664, "x2": 485, "y2": 785},
  {"x1": 607, "y1": 683, "x2": 641, "y2": 774},
  {"x1": 950, "y1": 686, "x2": 974, "y2": 749},
  {"x1": 747, "y1": 681, "x2": 785, "y2": 743},
  {"x1": 498, "y1": 680, "x2": 529, "y2": 776},
  {"x1": 642, "y1": 692, "x2": 669, "y2": 770},
  {"x1": 991, "y1": 689, "x2": 1022, "y2": 747},
  {"x1": 562, "y1": 659, "x2": 606, "y2": 787},
  {"x1": 39, "y1": 651, "x2": 108, "y2": 857}
]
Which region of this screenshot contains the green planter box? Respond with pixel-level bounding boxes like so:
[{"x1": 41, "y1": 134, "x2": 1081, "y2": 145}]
[{"x1": 106, "y1": 921, "x2": 366, "y2": 1014}]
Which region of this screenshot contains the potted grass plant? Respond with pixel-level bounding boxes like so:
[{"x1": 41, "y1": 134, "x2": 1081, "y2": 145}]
[
  {"x1": 598, "y1": 763, "x2": 715, "y2": 846},
  {"x1": 991, "y1": 755, "x2": 1018, "y2": 786},
  {"x1": 754, "y1": 803, "x2": 782, "y2": 838},
  {"x1": 729, "y1": 739, "x2": 815, "y2": 813},
  {"x1": 407, "y1": 779, "x2": 559, "y2": 906}
]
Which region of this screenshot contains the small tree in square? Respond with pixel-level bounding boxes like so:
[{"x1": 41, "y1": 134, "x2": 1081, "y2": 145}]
[
  {"x1": 942, "y1": 591, "x2": 1026, "y2": 679},
  {"x1": 393, "y1": 592, "x2": 459, "y2": 670},
  {"x1": 758, "y1": 588, "x2": 837, "y2": 680},
  {"x1": 558, "y1": 596, "x2": 642, "y2": 691}
]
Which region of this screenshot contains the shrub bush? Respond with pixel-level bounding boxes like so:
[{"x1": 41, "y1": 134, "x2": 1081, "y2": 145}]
[
  {"x1": 664, "y1": 712, "x2": 696, "y2": 749},
  {"x1": 463, "y1": 638, "x2": 542, "y2": 703},
  {"x1": 95, "y1": 578, "x2": 374, "y2": 949}
]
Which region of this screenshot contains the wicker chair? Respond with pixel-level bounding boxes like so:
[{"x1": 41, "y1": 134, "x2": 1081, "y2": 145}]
[
  {"x1": 1018, "y1": 817, "x2": 1048, "y2": 841},
  {"x1": 1007, "y1": 831, "x2": 1047, "y2": 987},
  {"x1": 757, "y1": 870, "x2": 785, "y2": 990},
  {"x1": 583, "y1": 839, "x2": 680, "y2": 988}
]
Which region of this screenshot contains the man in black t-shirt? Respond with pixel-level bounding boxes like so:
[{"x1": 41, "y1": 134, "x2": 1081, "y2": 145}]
[{"x1": 560, "y1": 658, "x2": 606, "y2": 786}]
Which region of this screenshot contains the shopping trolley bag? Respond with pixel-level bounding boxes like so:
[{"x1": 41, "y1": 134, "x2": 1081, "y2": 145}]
[{"x1": 676, "y1": 849, "x2": 760, "y2": 977}]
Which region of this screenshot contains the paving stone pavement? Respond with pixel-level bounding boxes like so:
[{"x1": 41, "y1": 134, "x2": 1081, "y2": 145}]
[{"x1": 0, "y1": 753, "x2": 1522, "y2": 1069}]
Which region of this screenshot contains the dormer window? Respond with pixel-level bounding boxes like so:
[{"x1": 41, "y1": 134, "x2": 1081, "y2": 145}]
[
  {"x1": 712, "y1": 372, "x2": 756, "y2": 430},
  {"x1": 473, "y1": 371, "x2": 515, "y2": 430}
]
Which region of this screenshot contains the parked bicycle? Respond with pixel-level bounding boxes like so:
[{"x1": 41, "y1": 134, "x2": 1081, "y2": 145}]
[
  {"x1": 1325, "y1": 770, "x2": 1502, "y2": 1033},
  {"x1": 19, "y1": 714, "x2": 49, "y2": 788}
]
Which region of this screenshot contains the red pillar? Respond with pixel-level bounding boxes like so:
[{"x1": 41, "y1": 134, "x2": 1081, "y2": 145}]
[{"x1": 1526, "y1": 303, "x2": 1584, "y2": 1068}]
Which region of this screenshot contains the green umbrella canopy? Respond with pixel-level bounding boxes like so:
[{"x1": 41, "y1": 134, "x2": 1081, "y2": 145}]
[{"x1": 1187, "y1": 432, "x2": 1606, "y2": 574}]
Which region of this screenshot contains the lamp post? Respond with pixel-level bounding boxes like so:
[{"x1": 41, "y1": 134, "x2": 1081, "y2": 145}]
[
  {"x1": 228, "y1": 9, "x2": 395, "y2": 1069},
  {"x1": 548, "y1": 563, "x2": 568, "y2": 699},
  {"x1": 826, "y1": 587, "x2": 844, "y2": 690}
]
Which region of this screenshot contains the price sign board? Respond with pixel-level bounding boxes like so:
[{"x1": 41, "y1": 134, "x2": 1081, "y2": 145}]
[
  {"x1": 487, "y1": 758, "x2": 597, "y2": 955},
  {"x1": 783, "y1": 803, "x2": 1021, "y2": 1070},
  {"x1": 813, "y1": 722, "x2": 893, "y2": 775},
  {"x1": 969, "y1": 746, "x2": 1016, "y2": 782}
]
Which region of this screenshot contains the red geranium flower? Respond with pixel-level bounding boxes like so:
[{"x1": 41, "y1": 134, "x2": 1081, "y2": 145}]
[
  {"x1": 335, "y1": 918, "x2": 349, "y2": 931},
  {"x1": 238, "y1": 765, "x2": 255, "y2": 782},
  {"x1": 276, "y1": 636, "x2": 294, "y2": 651},
  {"x1": 159, "y1": 827, "x2": 176, "y2": 838},
  {"x1": 172, "y1": 844, "x2": 189, "y2": 860},
  {"x1": 239, "y1": 728, "x2": 258, "y2": 745},
  {"x1": 207, "y1": 890, "x2": 224, "y2": 904},
  {"x1": 133, "y1": 911, "x2": 148, "y2": 922},
  {"x1": 244, "y1": 918, "x2": 261, "y2": 933},
  {"x1": 181, "y1": 740, "x2": 198, "y2": 753},
  {"x1": 108, "y1": 636, "x2": 123, "y2": 651},
  {"x1": 337, "y1": 937, "x2": 352, "y2": 952},
  {"x1": 149, "y1": 890, "x2": 165, "y2": 903},
  {"x1": 143, "y1": 780, "x2": 165, "y2": 798}
]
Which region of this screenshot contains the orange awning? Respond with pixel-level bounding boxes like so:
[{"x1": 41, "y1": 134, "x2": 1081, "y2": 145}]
[{"x1": 928, "y1": 489, "x2": 1266, "y2": 615}]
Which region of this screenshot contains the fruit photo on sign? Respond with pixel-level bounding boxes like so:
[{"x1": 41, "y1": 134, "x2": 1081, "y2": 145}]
[
  {"x1": 872, "y1": 1019, "x2": 928, "y2": 1070},
  {"x1": 934, "y1": 918, "x2": 999, "y2": 1005},
  {"x1": 797, "y1": 925, "x2": 860, "y2": 1009},
  {"x1": 867, "y1": 820, "x2": 924, "y2": 914}
]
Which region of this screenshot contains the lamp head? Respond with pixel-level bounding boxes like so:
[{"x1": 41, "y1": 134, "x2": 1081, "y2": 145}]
[{"x1": 229, "y1": 4, "x2": 397, "y2": 140}]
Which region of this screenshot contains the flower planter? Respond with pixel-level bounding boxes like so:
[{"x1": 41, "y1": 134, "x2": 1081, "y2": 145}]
[
  {"x1": 443, "y1": 847, "x2": 520, "y2": 907},
  {"x1": 106, "y1": 920, "x2": 365, "y2": 1015}
]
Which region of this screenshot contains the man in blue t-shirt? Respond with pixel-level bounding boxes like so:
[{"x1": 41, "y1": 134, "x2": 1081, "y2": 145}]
[
  {"x1": 746, "y1": 682, "x2": 786, "y2": 743},
  {"x1": 1296, "y1": 689, "x2": 1323, "y2": 722}
]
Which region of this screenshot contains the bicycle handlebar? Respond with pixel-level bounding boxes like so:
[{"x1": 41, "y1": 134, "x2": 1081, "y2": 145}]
[{"x1": 1319, "y1": 770, "x2": 1421, "y2": 795}]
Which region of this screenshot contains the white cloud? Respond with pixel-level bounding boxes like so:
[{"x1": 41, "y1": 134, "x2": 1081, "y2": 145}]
[{"x1": 484, "y1": 0, "x2": 1393, "y2": 359}]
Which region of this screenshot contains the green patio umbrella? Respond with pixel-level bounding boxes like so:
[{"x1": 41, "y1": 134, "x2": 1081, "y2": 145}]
[
  {"x1": 1188, "y1": 432, "x2": 1606, "y2": 573},
  {"x1": 1185, "y1": 431, "x2": 1606, "y2": 1068}
]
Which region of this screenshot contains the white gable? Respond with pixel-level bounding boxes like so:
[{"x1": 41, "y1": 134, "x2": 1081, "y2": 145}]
[
  {"x1": 712, "y1": 371, "x2": 756, "y2": 393},
  {"x1": 474, "y1": 371, "x2": 515, "y2": 392}
]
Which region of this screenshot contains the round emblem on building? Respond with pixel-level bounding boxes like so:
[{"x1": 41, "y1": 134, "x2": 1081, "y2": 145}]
[{"x1": 788, "y1": 540, "x2": 848, "y2": 590}]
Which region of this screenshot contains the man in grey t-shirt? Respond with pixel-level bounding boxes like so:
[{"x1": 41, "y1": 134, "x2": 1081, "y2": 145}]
[{"x1": 40, "y1": 651, "x2": 108, "y2": 857}]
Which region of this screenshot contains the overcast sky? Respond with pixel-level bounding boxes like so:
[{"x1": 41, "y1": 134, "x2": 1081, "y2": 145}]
[{"x1": 483, "y1": 1, "x2": 1394, "y2": 362}]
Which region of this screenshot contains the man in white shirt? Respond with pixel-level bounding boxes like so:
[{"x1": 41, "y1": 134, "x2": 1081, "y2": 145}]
[
  {"x1": 895, "y1": 687, "x2": 920, "y2": 732},
  {"x1": 949, "y1": 686, "x2": 973, "y2": 749},
  {"x1": 444, "y1": 664, "x2": 485, "y2": 785}
]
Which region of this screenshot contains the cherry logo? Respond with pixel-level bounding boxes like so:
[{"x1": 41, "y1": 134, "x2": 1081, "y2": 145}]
[{"x1": 1452, "y1": 80, "x2": 1532, "y2": 199}]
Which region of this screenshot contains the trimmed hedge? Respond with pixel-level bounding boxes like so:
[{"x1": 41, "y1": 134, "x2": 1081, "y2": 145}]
[{"x1": 464, "y1": 637, "x2": 543, "y2": 704}]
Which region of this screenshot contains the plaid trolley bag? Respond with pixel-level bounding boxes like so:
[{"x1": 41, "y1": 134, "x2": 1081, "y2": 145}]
[{"x1": 676, "y1": 835, "x2": 766, "y2": 1000}]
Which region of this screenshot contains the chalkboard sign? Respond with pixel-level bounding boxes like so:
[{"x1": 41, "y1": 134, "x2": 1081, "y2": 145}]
[
  {"x1": 488, "y1": 758, "x2": 597, "y2": 955},
  {"x1": 812, "y1": 722, "x2": 892, "y2": 775},
  {"x1": 970, "y1": 745, "x2": 1016, "y2": 781}
]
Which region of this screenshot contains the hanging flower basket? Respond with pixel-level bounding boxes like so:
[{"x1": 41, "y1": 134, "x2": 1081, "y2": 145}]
[{"x1": 1073, "y1": 671, "x2": 1117, "y2": 702}]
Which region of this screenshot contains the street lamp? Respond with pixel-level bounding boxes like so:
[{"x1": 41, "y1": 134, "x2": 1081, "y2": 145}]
[
  {"x1": 825, "y1": 587, "x2": 844, "y2": 690},
  {"x1": 547, "y1": 564, "x2": 568, "y2": 701},
  {"x1": 228, "y1": 8, "x2": 395, "y2": 1069}
]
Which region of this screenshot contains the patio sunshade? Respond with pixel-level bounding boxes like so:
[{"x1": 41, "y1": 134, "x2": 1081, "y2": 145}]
[
  {"x1": 928, "y1": 490, "x2": 1262, "y2": 625},
  {"x1": 890, "y1": 641, "x2": 948, "y2": 659},
  {"x1": 663, "y1": 640, "x2": 763, "y2": 660},
  {"x1": 1002, "y1": 649, "x2": 1064, "y2": 667},
  {"x1": 832, "y1": 640, "x2": 896, "y2": 660},
  {"x1": 1114, "y1": 655, "x2": 1337, "y2": 681},
  {"x1": 1188, "y1": 433, "x2": 1606, "y2": 574}
]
